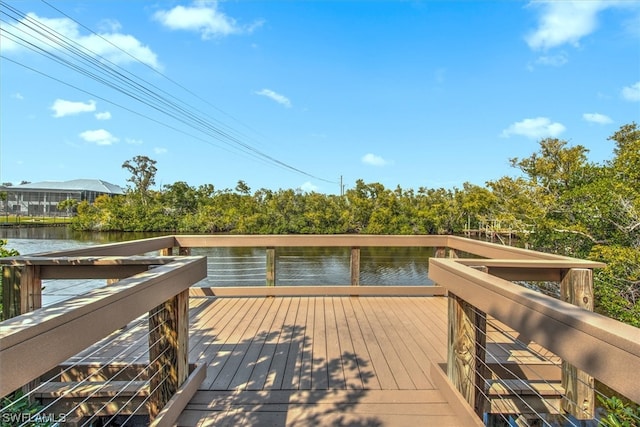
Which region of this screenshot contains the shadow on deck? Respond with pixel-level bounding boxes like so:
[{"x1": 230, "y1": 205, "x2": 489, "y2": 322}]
[
  {"x1": 179, "y1": 295, "x2": 467, "y2": 426},
  {"x1": 70, "y1": 295, "x2": 471, "y2": 426}
]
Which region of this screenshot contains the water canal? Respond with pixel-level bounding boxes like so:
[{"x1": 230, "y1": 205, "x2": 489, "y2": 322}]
[{"x1": 1, "y1": 227, "x2": 435, "y2": 306}]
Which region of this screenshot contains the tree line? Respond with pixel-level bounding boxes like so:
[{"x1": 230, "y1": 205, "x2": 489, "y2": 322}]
[{"x1": 71, "y1": 123, "x2": 639, "y2": 326}]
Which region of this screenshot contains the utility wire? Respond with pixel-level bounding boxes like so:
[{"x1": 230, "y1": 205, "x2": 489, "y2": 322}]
[
  {"x1": 0, "y1": 5, "x2": 312, "y2": 176},
  {"x1": 40, "y1": 0, "x2": 273, "y2": 152},
  {"x1": 0, "y1": 1, "x2": 337, "y2": 184}
]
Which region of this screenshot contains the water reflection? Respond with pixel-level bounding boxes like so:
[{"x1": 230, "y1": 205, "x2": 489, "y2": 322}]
[
  {"x1": 189, "y1": 246, "x2": 435, "y2": 287},
  {"x1": 1, "y1": 229, "x2": 435, "y2": 306}
]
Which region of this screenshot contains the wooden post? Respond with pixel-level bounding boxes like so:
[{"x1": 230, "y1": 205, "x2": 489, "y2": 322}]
[
  {"x1": 266, "y1": 247, "x2": 276, "y2": 287},
  {"x1": 435, "y1": 247, "x2": 447, "y2": 259},
  {"x1": 20, "y1": 265, "x2": 42, "y2": 313},
  {"x1": 350, "y1": 247, "x2": 360, "y2": 286},
  {"x1": 160, "y1": 247, "x2": 173, "y2": 256},
  {"x1": 2, "y1": 265, "x2": 42, "y2": 320},
  {"x1": 1, "y1": 266, "x2": 18, "y2": 320},
  {"x1": 2, "y1": 265, "x2": 42, "y2": 401},
  {"x1": 447, "y1": 265, "x2": 488, "y2": 418},
  {"x1": 148, "y1": 289, "x2": 189, "y2": 421},
  {"x1": 560, "y1": 268, "x2": 595, "y2": 420},
  {"x1": 448, "y1": 293, "x2": 487, "y2": 418},
  {"x1": 448, "y1": 293, "x2": 488, "y2": 417}
]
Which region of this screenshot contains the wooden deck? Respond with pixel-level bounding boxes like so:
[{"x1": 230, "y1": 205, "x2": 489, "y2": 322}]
[
  {"x1": 181, "y1": 295, "x2": 461, "y2": 426},
  {"x1": 69, "y1": 294, "x2": 476, "y2": 426}
]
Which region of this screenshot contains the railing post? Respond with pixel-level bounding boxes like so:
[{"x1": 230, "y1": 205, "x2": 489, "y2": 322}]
[
  {"x1": 2, "y1": 265, "x2": 42, "y2": 402},
  {"x1": 266, "y1": 247, "x2": 276, "y2": 287},
  {"x1": 2, "y1": 265, "x2": 42, "y2": 320},
  {"x1": 447, "y1": 265, "x2": 488, "y2": 418},
  {"x1": 148, "y1": 288, "x2": 189, "y2": 421},
  {"x1": 350, "y1": 247, "x2": 360, "y2": 286},
  {"x1": 21, "y1": 265, "x2": 41, "y2": 313},
  {"x1": 560, "y1": 268, "x2": 595, "y2": 419}
]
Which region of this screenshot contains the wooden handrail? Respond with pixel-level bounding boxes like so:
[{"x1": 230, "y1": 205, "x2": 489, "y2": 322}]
[
  {"x1": 0, "y1": 256, "x2": 207, "y2": 397},
  {"x1": 429, "y1": 257, "x2": 640, "y2": 403},
  {"x1": 1, "y1": 234, "x2": 628, "y2": 422},
  {"x1": 0, "y1": 234, "x2": 606, "y2": 264},
  {"x1": 0, "y1": 256, "x2": 181, "y2": 279}
]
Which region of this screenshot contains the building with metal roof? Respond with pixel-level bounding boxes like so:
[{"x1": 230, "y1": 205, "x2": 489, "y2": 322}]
[{"x1": 1, "y1": 179, "x2": 124, "y2": 216}]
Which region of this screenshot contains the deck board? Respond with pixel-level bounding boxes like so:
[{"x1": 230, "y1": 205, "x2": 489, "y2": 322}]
[
  {"x1": 61, "y1": 295, "x2": 485, "y2": 426},
  {"x1": 175, "y1": 295, "x2": 467, "y2": 426}
]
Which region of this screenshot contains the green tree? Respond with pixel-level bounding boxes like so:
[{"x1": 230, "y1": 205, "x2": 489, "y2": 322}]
[
  {"x1": 57, "y1": 198, "x2": 79, "y2": 216},
  {"x1": 122, "y1": 155, "x2": 158, "y2": 206}
]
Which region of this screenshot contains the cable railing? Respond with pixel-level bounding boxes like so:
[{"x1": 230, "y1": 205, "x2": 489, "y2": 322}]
[
  {"x1": 0, "y1": 249, "x2": 207, "y2": 425},
  {"x1": 429, "y1": 253, "x2": 640, "y2": 426},
  {"x1": 1, "y1": 234, "x2": 637, "y2": 425}
]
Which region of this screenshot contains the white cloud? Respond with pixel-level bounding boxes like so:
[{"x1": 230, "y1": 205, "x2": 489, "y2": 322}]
[
  {"x1": 534, "y1": 52, "x2": 568, "y2": 67},
  {"x1": 0, "y1": 13, "x2": 160, "y2": 69},
  {"x1": 125, "y1": 137, "x2": 143, "y2": 145},
  {"x1": 255, "y1": 89, "x2": 292, "y2": 108},
  {"x1": 51, "y1": 99, "x2": 96, "y2": 118},
  {"x1": 525, "y1": 1, "x2": 612, "y2": 51},
  {"x1": 79, "y1": 129, "x2": 118, "y2": 146},
  {"x1": 154, "y1": 147, "x2": 168, "y2": 154},
  {"x1": 153, "y1": 1, "x2": 263, "y2": 39},
  {"x1": 583, "y1": 113, "x2": 613, "y2": 124},
  {"x1": 299, "y1": 181, "x2": 318, "y2": 193},
  {"x1": 621, "y1": 81, "x2": 640, "y2": 102},
  {"x1": 98, "y1": 19, "x2": 122, "y2": 33},
  {"x1": 12, "y1": 93, "x2": 24, "y2": 100},
  {"x1": 501, "y1": 117, "x2": 566, "y2": 139},
  {"x1": 95, "y1": 111, "x2": 112, "y2": 120},
  {"x1": 362, "y1": 153, "x2": 388, "y2": 166}
]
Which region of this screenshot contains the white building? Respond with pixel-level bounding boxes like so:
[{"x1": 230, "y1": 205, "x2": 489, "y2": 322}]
[{"x1": 2, "y1": 179, "x2": 124, "y2": 216}]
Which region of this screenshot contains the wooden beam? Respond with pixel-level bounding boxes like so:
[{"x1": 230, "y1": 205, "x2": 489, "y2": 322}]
[
  {"x1": 561, "y1": 268, "x2": 595, "y2": 420},
  {"x1": 26, "y1": 235, "x2": 177, "y2": 257},
  {"x1": 430, "y1": 362, "x2": 485, "y2": 427},
  {"x1": 189, "y1": 285, "x2": 447, "y2": 297},
  {"x1": 42, "y1": 265, "x2": 152, "y2": 280},
  {"x1": 174, "y1": 234, "x2": 450, "y2": 249},
  {"x1": 149, "y1": 363, "x2": 207, "y2": 427}
]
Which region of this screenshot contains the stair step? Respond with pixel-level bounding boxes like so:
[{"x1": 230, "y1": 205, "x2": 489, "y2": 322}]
[
  {"x1": 34, "y1": 381, "x2": 148, "y2": 398},
  {"x1": 487, "y1": 379, "x2": 564, "y2": 397}
]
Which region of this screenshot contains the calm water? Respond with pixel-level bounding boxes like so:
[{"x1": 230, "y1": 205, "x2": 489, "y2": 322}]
[{"x1": 1, "y1": 227, "x2": 435, "y2": 306}]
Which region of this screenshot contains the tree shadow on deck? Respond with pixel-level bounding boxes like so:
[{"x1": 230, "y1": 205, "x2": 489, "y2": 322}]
[{"x1": 182, "y1": 321, "x2": 384, "y2": 427}]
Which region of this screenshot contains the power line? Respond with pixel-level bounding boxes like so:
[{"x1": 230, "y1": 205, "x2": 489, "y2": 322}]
[{"x1": 0, "y1": 0, "x2": 337, "y2": 184}]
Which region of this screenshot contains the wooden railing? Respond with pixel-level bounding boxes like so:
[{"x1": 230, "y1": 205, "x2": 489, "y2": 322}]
[
  {"x1": 1, "y1": 234, "x2": 638, "y2": 425},
  {"x1": 0, "y1": 252, "x2": 207, "y2": 424},
  {"x1": 429, "y1": 255, "x2": 640, "y2": 419}
]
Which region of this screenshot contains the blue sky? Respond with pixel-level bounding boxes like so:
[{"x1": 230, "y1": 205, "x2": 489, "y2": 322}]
[{"x1": 1, "y1": 1, "x2": 639, "y2": 195}]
